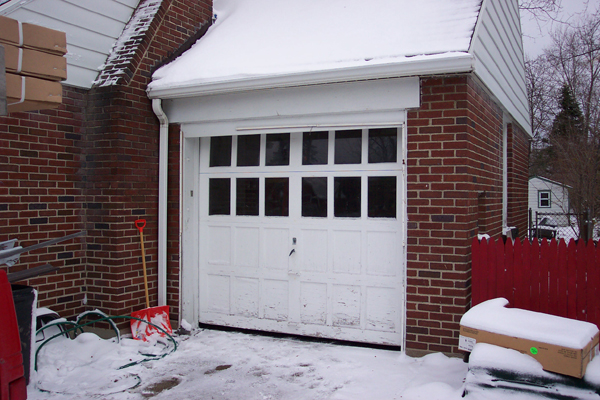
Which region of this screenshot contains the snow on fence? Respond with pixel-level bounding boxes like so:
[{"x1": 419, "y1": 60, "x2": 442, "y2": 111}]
[{"x1": 471, "y1": 237, "x2": 600, "y2": 329}]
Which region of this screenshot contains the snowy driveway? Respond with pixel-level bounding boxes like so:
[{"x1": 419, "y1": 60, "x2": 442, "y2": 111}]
[{"x1": 27, "y1": 327, "x2": 590, "y2": 400}]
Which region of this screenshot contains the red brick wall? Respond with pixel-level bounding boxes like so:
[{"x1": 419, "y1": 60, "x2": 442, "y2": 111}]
[
  {"x1": 405, "y1": 75, "x2": 505, "y2": 356},
  {"x1": 0, "y1": 86, "x2": 87, "y2": 316},
  {"x1": 0, "y1": 0, "x2": 212, "y2": 323}
]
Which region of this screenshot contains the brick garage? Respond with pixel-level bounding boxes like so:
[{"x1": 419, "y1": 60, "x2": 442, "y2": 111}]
[
  {"x1": 1, "y1": 0, "x2": 530, "y2": 355},
  {"x1": 0, "y1": 0, "x2": 212, "y2": 322}
]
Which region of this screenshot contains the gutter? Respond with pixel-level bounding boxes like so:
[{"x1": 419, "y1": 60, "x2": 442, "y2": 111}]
[
  {"x1": 152, "y1": 98, "x2": 168, "y2": 307},
  {"x1": 147, "y1": 53, "x2": 475, "y2": 99}
]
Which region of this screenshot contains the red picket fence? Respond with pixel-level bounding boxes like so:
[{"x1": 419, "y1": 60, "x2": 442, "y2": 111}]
[{"x1": 471, "y1": 237, "x2": 600, "y2": 328}]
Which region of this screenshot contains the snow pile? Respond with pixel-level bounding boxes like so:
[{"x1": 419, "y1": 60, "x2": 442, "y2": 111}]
[
  {"x1": 33, "y1": 333, "x2": 147, "y2": 396},
  {"x1": 461, "y1": 298, "x2": 599, "y2": 349},
  {"x1": 150, "y1": 0, "x2": 480, "y2": 91}
]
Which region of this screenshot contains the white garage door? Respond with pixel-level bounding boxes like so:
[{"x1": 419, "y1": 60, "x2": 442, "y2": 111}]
[{"x1": 198, "y1": 127, "x2": 405, "y2": 345}]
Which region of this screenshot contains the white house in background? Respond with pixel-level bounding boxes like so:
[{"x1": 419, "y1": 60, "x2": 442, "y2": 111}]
[{"x1": 529, "y1": 176, "x2": 571, "y2": 215}]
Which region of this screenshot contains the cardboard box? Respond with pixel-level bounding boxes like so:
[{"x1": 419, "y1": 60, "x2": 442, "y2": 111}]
[
  {"x1": 4, "y1": 43, "x2": 66, "y2": 81},
  {"x1": 0, "y1": 15, "x2": 67, "y2": 56},
  {"x1": 6, "y1": 72, "x2": 62, "y2": 113},
  {"x1": 459, "y1": 325, "x2": 599, "y2": 378},
  {"x1": 459, "y1": 299, "x2": 600, "y2": 378}
]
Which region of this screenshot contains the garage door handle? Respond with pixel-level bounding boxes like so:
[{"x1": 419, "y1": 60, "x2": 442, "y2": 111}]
[{"x1": 289, "y1": 249, "x2": 296, "y2": 257}]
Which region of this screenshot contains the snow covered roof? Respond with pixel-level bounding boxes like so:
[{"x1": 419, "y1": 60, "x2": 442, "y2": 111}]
[{"x1": 148, "y1": 0, "x2": 482, "y2": 97}]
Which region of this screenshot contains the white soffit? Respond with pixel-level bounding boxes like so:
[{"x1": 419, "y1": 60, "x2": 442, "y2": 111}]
[{"x1": 0, "y1": 0, "x2": 140, "y2": 89}]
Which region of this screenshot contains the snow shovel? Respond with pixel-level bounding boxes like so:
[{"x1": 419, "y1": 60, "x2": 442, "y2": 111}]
[{"x1": 130, "y1": 219, "x2": 173, "y2": 340}]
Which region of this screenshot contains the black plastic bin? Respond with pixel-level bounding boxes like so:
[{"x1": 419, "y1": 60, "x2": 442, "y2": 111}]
[{"x1": 11, "y1": 284, "x2": 35, "y2": 385}]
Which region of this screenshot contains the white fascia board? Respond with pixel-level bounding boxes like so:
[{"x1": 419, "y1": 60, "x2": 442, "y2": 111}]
[{"x1": 147, "y1": 53, "x2": 475, "y2": 99}]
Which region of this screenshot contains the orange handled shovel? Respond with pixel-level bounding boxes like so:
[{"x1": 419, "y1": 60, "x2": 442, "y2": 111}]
[{"x1": 130, "y1": 219, "x2": 173, "y2": 340}]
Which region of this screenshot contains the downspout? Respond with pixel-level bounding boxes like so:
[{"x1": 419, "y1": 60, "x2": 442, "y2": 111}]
[{"x1": 152, "y1": 98, "x2": 168, "y2": 307}]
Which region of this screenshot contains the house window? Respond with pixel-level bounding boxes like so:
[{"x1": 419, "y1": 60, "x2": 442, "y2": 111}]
[{"x1": 538, "y1": 191, "x2": 551, "y2": 208}]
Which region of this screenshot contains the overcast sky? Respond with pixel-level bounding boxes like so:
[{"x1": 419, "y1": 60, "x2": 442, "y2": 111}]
[{"x1": 521, "y1": 0, "x2": 600, "y2": 57}]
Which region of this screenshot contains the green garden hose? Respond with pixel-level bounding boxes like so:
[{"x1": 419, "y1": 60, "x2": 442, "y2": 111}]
[{"x1": 34, "y1": 314, "x2": 178, "y2": 371}]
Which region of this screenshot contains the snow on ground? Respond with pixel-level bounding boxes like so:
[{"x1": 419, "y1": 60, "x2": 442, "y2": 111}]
[{"x1": 27, "y1": 326, "x2": 598, "y2": 400}]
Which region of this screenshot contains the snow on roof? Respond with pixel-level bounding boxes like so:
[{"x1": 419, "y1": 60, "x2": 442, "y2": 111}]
[
  {"x1": 461, "y1": 298, "x2": 599, "y2": 350},
  {"x1": 149, "y1": 0, "x2": 481, "y2": 93}
]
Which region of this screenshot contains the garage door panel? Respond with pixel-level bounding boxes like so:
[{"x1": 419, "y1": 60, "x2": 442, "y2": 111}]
[
  {"x1": 300, "y1": 282, "x2": 327, "y2": 325},
  {"x1": 208, "y1": 226, "x2": 231, "y2": 265},
  {"x1": 263, "y1": 228, "x2": 290, "y2": 270},
  {"x1": 333, "y1": 230, "x2": 362, "y2": 274},
  {"x1": 299, "y1": 229, "x2": 328, "y2": 273},
  {"x1": 263, "y1": 279, "x2": 289, "y2": 321},
  {"x1": 332, "y1": 284, "x2": 361, "y2": 328},
  {"x1": 233, "y1": 277, "x2": 259, "y2": 317},
  {"x1": 234, "y1": 227, "x2": 260, "y2": 268},
  {"x1": 207, "y1": 274, "x2": 230, "y2": 314},
  {"x1": 366, "y1": 286, "x2": 397, "y2": 332},
  {"x1": 367, "y1": 231, "x2": 398, "y2": 276}
]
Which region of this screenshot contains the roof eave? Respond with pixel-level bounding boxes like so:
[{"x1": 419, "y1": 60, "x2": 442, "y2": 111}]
[{"x1": 147, "y1": 53, "x2": 475, "y2": 99}]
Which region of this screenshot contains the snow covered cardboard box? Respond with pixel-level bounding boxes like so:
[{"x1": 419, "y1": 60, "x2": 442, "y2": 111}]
[{"x1": 458, "y1": 298, "x2": 600, "y2": 378}]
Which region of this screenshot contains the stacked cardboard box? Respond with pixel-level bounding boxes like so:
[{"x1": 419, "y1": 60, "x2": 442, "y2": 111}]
[{"x1": 0, "y1": 15, "x2": 66, "y2": 113}]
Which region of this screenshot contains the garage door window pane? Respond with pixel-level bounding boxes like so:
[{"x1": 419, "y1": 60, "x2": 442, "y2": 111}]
[
  {"x1": 303, "y1": 131, "x2": 328, "y2": 165},
  {"x1": 209, "y1": 178, "x2": 230, "y2": 215},
  {"x1": 237, "y1": 135, "x2": 261, "y2": 167},
  {"x1": 236, "y1": 178, "x2": 259, "y2": 216},
  {"x1": 369, "y1": 128, "x2": 397, "y2": 163},
  {"x1": 334, "y1": 177, "x2": 361, "y2": 217},
  {"x1": 302, "y1": 177, "x2": 327, "y2": 217},
  {"x1": 368, "y1": 177, "x2": 396, "y2": 218},
  {"x1": 335, "y1": 130, "x2": 362, "y2": 164},
  {"x1": 210, "y1": 136, "x2": 232, "y2": 167},
  {"x1": 266, "y1": 133, "x2": 290, "y2": 166},
  {"x1": 265, "y1": 178, "x2": 289, "y2": 216}
]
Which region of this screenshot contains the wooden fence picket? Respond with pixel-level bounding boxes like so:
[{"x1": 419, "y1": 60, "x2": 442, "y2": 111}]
[
  {"x1": 548, "y1": 239, "x2": 558, "y2": 316},
  {"x1": 567, "y1": 240, "x2": 577, "y2": 319},
  {"x1": 471, "y1": 237, "x2": 600, "y2": 329},
  {"x1": 471, "y1": 237, "x2": 482, "y2": 305},
  {"x1": 505, "y1": 239, "x2": 514, "y2": 306},
  {"x1": 557, "y1": 239, "x2": 568, "y2": 318},
  {"x1": 589, "y1": 243, "x2": 599, "y2": 324},
  {"x1": 513, "y1": 239, "x2": 526, "y2": 309},
  {"x1": 539, "y1": 239, "x2": 549, "y2": 314},
  {"x1": 530, "y1": 239, "x2": 540, "y2": 311},
  {"x1": 576, "y1": 239, "x2": 587, "y2": 321}
]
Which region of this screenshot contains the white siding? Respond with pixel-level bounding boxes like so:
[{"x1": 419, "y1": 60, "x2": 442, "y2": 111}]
[
  {"x1": 469, "y1": 0, "x2": 531, "y2": 135},
  {"x1": 529, "y1": 177, "x2": 570, "y2": 215},
  {"x1": 0, "y1": 0, "x2": 140, "y2": 88}
]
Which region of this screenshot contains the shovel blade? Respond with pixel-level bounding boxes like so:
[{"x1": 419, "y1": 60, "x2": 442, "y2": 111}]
[{"x1": 130, "y1": 305, "x2": 172, "y2": 341}]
